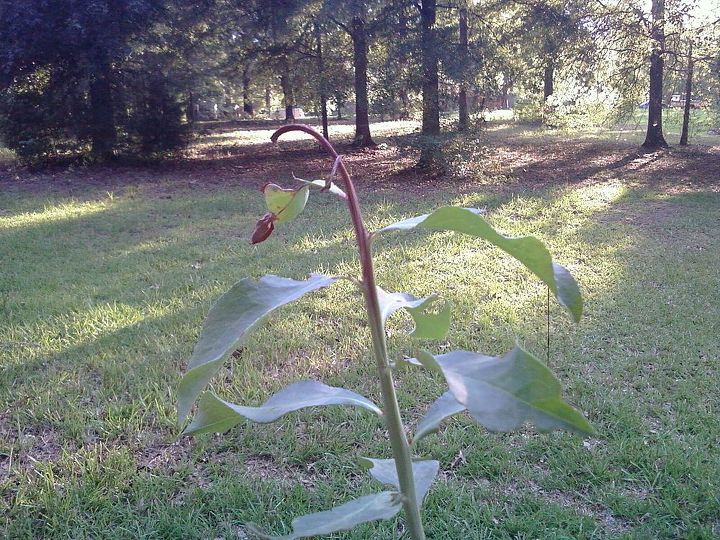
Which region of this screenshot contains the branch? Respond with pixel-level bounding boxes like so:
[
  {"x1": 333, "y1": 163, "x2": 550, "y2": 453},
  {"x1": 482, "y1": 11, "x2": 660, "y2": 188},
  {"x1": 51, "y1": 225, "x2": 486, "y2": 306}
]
[{"x1": 328, "y1": 15, "x2": 351, "y2": 35}]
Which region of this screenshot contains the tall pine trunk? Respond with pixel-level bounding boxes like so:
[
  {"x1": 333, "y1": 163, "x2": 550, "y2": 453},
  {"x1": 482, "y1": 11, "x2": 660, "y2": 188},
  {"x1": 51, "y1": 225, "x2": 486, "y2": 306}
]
[
  {"x1": 642, "y1": 0, "x2": 668, "y2": 149},
  {"x1": 243, "y1": 67, "x2": 254, "y2": 116},
  {"x1": 350, "y1": 3, "x2": 375, "y2": 146},
  {"x1": 679, "y1": 42, "x2": 693, "y2": 146},
  {"x1": 419, "y1": 0, "x2": 441, "y2": 168},
  {"x1": 316, "y1": 23, "x2": 329, "y2": 141},
  {"x1": 89, "y1": 49, "x2": 116, "y2": 160},
  {"x1": 458, "y1": 5, "x2": 469, "y2": 132},
  {"x1": 280, "y1": 64, "x2": 295, "y2": 123},
  {"x1": 543, "y1": 61, "x2": 554, "y2": 101}
]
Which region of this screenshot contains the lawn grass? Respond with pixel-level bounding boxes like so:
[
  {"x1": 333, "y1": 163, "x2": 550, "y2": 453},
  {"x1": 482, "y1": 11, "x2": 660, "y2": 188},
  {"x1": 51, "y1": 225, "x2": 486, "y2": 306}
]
[{"x1": 1, "y1": 126, "x2": 719, "y2": 539}]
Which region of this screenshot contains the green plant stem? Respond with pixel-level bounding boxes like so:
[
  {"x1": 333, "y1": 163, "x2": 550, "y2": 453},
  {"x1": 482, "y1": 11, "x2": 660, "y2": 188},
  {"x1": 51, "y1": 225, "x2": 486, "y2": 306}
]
[{"x1": 272, "y1": 125, "x2": 427, "y2": 540}]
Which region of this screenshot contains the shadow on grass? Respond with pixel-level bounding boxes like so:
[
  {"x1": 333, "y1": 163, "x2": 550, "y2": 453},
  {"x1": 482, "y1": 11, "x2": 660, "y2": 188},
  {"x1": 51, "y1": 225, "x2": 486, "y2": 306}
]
[{"x1": 2, "y1": 158, "x2": 719, "y2": 538}]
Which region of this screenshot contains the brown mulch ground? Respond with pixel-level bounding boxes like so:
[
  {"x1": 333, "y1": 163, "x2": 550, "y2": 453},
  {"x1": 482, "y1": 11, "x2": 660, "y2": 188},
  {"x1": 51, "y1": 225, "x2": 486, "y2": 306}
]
[{"x1": 1, "y1": 122, "x2": 718, "y2": 198}]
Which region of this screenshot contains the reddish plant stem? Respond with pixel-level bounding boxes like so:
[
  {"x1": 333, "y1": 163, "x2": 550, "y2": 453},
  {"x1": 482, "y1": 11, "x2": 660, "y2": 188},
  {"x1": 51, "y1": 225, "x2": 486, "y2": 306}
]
[{"x1": 271, "y1": 124, "x2": 426, "y2": 540}]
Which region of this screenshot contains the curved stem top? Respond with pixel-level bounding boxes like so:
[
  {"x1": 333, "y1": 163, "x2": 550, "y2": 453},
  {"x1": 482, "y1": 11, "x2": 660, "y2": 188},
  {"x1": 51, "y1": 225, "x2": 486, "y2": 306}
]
[{"x1": 270, "y1": 124, "x2": 370, "y2": 261}]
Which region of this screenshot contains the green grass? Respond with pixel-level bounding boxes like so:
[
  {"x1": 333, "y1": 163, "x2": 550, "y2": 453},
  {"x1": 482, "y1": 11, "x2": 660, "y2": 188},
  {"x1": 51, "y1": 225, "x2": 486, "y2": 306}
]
[{"x1": 1, "y1": 132, "x2": 719, "y2": 539}]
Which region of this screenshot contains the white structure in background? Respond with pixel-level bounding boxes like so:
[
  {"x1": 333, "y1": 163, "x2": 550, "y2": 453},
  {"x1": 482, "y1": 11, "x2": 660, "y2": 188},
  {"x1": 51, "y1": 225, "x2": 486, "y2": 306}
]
[{"x1": 271, "y1": 107, "x2": 305, "y2": 120}]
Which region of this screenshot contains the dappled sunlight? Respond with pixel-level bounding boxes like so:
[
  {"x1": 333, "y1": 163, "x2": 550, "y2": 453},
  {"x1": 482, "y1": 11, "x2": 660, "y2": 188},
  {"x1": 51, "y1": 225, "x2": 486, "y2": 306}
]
[
  {"x1": 1, "y1": 300, "x2": 176, "y2": 358},
  {"x1": 0, "y1": 198, "x2": 115, "y2": 229},
  {"x1": 555, "y1": 181, "x2": 628, "y2": 213},
  {"x1": 292, "y1": 234, "x2": 348, "y2": 253},
  {"x1": 197, "y1": 120, "x2": 419, "y2": 148}
]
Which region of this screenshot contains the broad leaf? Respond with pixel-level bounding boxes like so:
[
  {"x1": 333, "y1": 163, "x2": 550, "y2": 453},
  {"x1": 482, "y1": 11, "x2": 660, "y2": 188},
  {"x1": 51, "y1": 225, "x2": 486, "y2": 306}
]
[
  {"x1": 359, "y1": 457, "x2": 440, "y2": 506},
  {"x1": 246, "y1": 491, "x2": 402, "y2": 540},
  {"x1": 414, "y1": 391, "x2": 466, "y2": 444},
  {"x1": 376, "y1": 286, "x2": 451, "y2": 340},
  {"x1": 263, "y1": 183, "x2": 310, "y2": 223},
  {"x1": 183, "y1": 381, "x2": 382, "y2": 436},
  {"x1": 177, "y1": 274, "x2": 337, "y2": 424},
  {"x1": 293, "y1": 175, "x2": 347, "y2": 199},
  {"x1": 379, "y1": 207, "x2": 583, "y2": 322},
  {"x1": 420, "y1": 346, "x2": 595, "y2": 435}
]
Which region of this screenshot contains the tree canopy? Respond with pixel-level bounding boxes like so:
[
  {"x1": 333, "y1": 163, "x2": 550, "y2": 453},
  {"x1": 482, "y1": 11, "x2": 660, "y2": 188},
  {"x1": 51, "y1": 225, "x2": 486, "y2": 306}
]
[{"x1": 0, "y1": 0, "x2": 718, "y2": 162}]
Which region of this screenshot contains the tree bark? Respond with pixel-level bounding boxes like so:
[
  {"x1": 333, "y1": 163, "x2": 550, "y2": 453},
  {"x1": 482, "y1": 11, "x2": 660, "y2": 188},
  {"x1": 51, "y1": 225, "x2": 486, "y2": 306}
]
[
  {"x1": 421, "y1": 0, "x2": 440, "y2": 136},
  {"x1": 418, "y1": 0, "x2": 442, "y2": 169},
  {"x1": 89, "y1": 49, "x2": 116, "y2": 160},
  {"x1": 242, "y1": 67, "x2": 254, "y2": 116},
  {"x1": 350, "y1": 3, "x2": 375, "y2": 146},
  {"x1": 679, "y1": 41, "x2": 693, "y2": 146},
  {"x1": 187, "y1": 90, "x2": 196, "y2": 124},
  {"x1": 336, "y1": 93, "x2": 344, "y2": 119},
  {"x1": 280, "y1": 63, "x2": 295, "y2": 123},
  {"x1": 458, "y1": 4, "x2": 469, "y2": 132},
  {"x1": 315, "y1": 23, "x2": 329, "y2": 141},
  {"x1": 400, "y1": 89, "x2": 410, "y2": 119},
  {"x1": 642, "y1": 0, "x2": 668, "y2": 149},
  {"x1": 543, "y1": 60, "x2": 554, "y2": 101}
]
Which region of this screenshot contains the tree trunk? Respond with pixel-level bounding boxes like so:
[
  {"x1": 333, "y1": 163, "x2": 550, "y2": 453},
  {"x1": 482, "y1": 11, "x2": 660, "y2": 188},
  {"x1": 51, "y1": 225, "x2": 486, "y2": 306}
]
[
  {"x1": 265, "y1": 86, "x2": 271, "y2": 115},
  {"x1": 501, "y1": 81, "x2": 511, "y2": 109},
  {"x1": 336, "y1": 94, "x2": 344, "y2": 119},
  {"x1": 400, "y1": 90, "x2": 410, "y2": 119},
  {"x1": 642, "y1": 0, "x2": 668, "y2": 149},
  {"x1": 316, "y1": 23, "x2": 329, "y2": 141},
  {"x1": 543, "y1": 60, "x2": 554, "y2": 101},
  {"x1": 243, "y1": 67, "x2": 254, "y2": 116},
  {"x1": 679, "y1": 42, "x2": 693, "y2": 146},
  {"x1": 421, "y1": 0, "x2": 440, "y2": 136},
  {"x1": 187, "y1": 90, "x2": 196, "y2": 124},
  {"x1": 419, "y1": 0, "x2": 442, "y2": 169},
  {"x1": 280, "y1": 64, "x2": 295, "y2": 123},
  {"x1": 350, "y1": 4, "x2": 375, "y2": 146},
  {"x1": 458, "y1": 4, "x2": 469, "y2": 132},
  {"x1": 89, "y1": 49, "x2": 116, "y2": 160}
]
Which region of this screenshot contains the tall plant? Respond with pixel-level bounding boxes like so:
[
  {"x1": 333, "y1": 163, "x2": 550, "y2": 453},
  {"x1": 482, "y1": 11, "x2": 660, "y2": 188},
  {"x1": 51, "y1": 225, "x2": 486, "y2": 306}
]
[{"x1": 177, "y1": 125, "x2": 594, "y2": 539}]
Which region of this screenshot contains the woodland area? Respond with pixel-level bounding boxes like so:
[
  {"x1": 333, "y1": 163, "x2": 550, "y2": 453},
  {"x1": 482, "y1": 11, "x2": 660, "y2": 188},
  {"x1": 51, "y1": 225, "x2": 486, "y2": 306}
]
[{"x1": 0, "y1": 0, "x2": 719, "y2": 164}]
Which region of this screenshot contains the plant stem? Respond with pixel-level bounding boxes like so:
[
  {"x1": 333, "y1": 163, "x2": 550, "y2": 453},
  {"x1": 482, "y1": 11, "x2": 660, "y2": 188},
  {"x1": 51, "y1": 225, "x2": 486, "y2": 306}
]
[{"x1": 271, "y1": 125, "x2": 427, "y2": 540}]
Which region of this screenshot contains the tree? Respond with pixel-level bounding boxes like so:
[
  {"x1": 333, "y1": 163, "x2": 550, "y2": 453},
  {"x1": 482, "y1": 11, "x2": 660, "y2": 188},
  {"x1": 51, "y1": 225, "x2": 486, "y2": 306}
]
[
  {"x1": 679, "y1": 40, "x2": 693, "y2": 146},
  {"x1": 0, "y1": 0, "x2": 194, "y2": 162},
  {"x1": 368, "y1": 3, "x2": 421, "y2": 121},
  {"x1": 327, "y1": 0, "x2": 383, "y2": 146},
  {"x1": 642, "y1": 0, "x2": 669, "y2": 148},
  {"x1": 417, "y1": 0, "x2": 442, "y2": 168},
  {"x1": 315, "y1": 22, "x2": 330, "y2": 139},
  {"x1": 458, "y1": 3, "x2": 469, "y2": 131},
  {"x1": 420, "y1": 0, "x2": 440, "y2": 137},
  {"x1": 507, "y1": 0, "x2": 596, "y2": 123}
]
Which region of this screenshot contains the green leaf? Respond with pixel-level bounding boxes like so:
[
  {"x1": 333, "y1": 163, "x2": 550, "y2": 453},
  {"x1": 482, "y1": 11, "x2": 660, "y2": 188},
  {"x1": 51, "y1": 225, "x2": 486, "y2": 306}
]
[
  {"x1": 379, "y1": 207, "x2": 583, "y2": 322},
  {"x1": 404, "y1": 349, "x2": 442, "y2": 372},
  {"x1": 263, "y1": 183, "x2": 310, "y2": 223},
  {"x1": 246, "y1": 491, "x2": 402, "y2": 540},
  {"x1": 293, "y1": 175, "x2": 347, "y2": 199},
  {"x1": 413, "y1": 391, "x2": 466, "y2": 444},
  {"x1": 358, "y1": 457, "x2": 440, "y2": 506},
  {"x1": 177, "y1": 274, "x2": 337, "y2": 424},
  {"x1": 406, "y1": 300, "x2": 451, "y2": 340},
  {"x1": 182, "y1": 381, "x2": 382, "y2": 436},
  {"x1": 376, "y1": 286, "x2": 451, "y2": 340},
  {"x1": 421, "y1": 345, "x2": 595, "y2": 435}
]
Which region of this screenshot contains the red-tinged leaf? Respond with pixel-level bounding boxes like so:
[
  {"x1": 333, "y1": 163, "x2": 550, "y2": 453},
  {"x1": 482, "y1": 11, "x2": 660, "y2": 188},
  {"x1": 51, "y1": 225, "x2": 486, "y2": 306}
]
[{"x1": 250, "y1": 212, "x2": 276, "y2": 244}]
